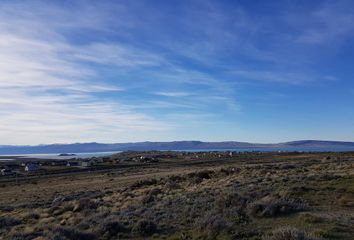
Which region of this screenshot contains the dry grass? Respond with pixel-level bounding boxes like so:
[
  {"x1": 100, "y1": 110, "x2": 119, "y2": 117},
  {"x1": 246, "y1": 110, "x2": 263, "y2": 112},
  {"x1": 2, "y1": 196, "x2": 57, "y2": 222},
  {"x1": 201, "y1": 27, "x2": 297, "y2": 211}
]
[{"x1": 0, "y1": 151, "x2": 353, "y2": 239}]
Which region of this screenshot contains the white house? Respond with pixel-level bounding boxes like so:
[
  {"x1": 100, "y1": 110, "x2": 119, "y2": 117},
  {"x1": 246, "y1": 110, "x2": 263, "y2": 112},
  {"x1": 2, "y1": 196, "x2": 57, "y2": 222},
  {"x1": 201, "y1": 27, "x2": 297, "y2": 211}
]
[
  {"x1": 81, "y1": 159, "x2": 96, "y2": 167},
  {"x1": 66, "y1": 161, "x2": 80, "y2": 167},
  {"x1": 25, "y1": 163, "x2": 39, "y2": 172},
  {"x1": 1, "y1": 167, "x2": 12, "y2": 176}
]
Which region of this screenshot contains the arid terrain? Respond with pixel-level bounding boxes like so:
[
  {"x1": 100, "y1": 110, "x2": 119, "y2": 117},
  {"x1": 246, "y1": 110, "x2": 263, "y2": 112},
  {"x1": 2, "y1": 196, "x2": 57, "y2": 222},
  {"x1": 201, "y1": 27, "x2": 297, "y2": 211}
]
[{"x1": 0, "y1": 151, "x2": 354, "y2": 239}]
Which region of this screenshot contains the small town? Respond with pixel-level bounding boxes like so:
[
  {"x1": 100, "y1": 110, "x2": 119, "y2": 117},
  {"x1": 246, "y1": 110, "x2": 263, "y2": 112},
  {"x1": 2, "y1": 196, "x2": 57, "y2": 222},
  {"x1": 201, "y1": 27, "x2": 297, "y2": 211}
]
[{"x1": 0, "y1": 151, "x2": 239, "y2": 178}]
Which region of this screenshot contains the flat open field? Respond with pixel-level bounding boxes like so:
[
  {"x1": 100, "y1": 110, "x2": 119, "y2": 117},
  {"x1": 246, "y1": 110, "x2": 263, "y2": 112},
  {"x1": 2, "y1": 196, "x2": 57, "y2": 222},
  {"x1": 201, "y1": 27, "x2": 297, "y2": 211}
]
[{"x1": 0, "y1": 151, "x2": 354, "y2": 240}]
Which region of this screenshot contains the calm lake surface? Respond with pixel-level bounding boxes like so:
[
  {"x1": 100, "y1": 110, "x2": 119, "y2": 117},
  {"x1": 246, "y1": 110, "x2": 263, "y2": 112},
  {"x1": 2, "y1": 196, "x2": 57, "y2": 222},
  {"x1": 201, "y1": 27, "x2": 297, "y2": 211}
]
[{"x1": 0, "y1": 151, "x2": 119, "y2": 161}]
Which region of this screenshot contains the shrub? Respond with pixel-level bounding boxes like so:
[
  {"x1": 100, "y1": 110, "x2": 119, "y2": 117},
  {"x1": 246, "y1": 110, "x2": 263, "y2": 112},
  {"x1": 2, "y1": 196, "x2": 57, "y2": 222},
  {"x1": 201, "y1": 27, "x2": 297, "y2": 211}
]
[
  {"x1": 142, "y1": 193, "x2": 155, "y2": 204},
  {"x1": 167, "y1": 175, "x2": 184, "y2": 183},
  {"x1": 188, "y1": 170, "x2": 213, "y2": 184},
  {"x1": 149, "y1": 188, "x2": 162, "y2": 196},
  {"x1": 78, "y1": 212, "x2": 108, "y2": 230},
  {"x1": 298, "y1": 213, "x2": 322, "y2": 224},
  {"x1": 188, "y1": 170, "x2": 213, "y2": 180},
  {"x1": 263, "y1": 227, "x2": 321, "y2": 240},
  {"x1": 337, "y1": 195, "x2": 354, "y2": 207},
  {"x1": 0, "y1": 216, "x2": 22, "y2": 229},
  {"x1": 0, "y1": 206, "x2": 14, "y2": 212},
  {"x1": 133, "y1": 220, "x2": 157, "y2": 236},
  {"x1": 248, "y1": 196, "x2": 306, "y2": 218},
  {"x1": 54, "y1": 227, "x2": 96, "y2": 240},
  {"x1": 49, "y1": 202, "x2": 75, "y2": 216},
  {"x1": 165, "y1": 180, "x2": 180, "y2": 190},
  {"x1": 11, "y1": 232, "x2": 42, "y2": 240},
  {"x1": 73, "y1": 198, "x2": 99, "y2": 212},
  {"x1": 23, "y1": 212, "x2": 40, "y2": 221},
  {"x1": 131, "y1": 179, "x2": 158, "y2": 189},
  {"x1": 197, "y1": 212, "x2": 229, "y2": 239},
  {"x1": 142, "y1": 188, "x2": 162, "y2": 204},
  {"x1": 98, "y1": 219, "x2": 127, "y2": 237},
  {"x1": 215, "y1": 191, "x2": 248, "y2": 211},
  {"x1": 219, "y1": 167, "x2": 240, "y2": 175},
  {"x1": 51, "y1": 195, "x2": 67, "y2": 207}
]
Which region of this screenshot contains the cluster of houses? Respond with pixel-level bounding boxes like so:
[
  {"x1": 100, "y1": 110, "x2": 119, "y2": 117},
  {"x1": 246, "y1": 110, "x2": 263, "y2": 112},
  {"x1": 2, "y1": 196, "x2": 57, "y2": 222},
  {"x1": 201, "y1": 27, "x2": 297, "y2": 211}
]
[
  {"x1": 1, "y1": 158, "x2": 102, "y2": 176},
  {"x1": 128, "y1": 156, "x2": 159, "y2": 163},
  {"x1": 1, "y1": 162, "x2": 39, "y2": 176},
  {"x1": 113, "y1": 153, "x2": 176, "y2": 163},
  {"x1": 66, "y1": 158, "x2": 98, "y2": 167}
]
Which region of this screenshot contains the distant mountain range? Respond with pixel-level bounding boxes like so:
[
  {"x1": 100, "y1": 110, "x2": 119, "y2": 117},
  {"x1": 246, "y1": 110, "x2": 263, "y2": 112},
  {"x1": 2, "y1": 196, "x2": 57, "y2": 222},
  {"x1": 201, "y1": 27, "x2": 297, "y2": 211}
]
[{"x1": 0, "y1": 140, "x2": 354, "y2": 154}]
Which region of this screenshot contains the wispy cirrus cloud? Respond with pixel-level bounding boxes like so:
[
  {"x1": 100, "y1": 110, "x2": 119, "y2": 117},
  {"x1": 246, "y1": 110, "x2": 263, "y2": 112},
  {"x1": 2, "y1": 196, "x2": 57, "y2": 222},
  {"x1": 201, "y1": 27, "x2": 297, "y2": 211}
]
[
  {"x1": 291, "y1": 1, "x2": 354, "y2": 45},
  {"x1": 154, "y1": 92, "x2": 192, "y2": 97},
  {"x1": 0, "y1": 1, "x2": 170, "y2": 145},
  {"x1": 72, "y1": 43, "x2": 163, "y2": 68},
  {"x1": 0, "y1": 2, "x2": 240, "y2": 144},
  {"x1": 0, "y1": 0, "x2": 352, "y2": 144},
  {"x1": 230, "y1": 70, "x2": 315, "y2": 85}
]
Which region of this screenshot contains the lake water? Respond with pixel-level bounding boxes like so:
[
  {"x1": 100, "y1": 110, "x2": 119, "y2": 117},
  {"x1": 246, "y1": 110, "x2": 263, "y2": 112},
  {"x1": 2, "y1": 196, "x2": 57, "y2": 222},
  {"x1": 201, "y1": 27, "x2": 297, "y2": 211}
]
[
  {"x1": 0, "y1": 151, "x2": 120, "y2": 161},
  {"x1": 1, "y1": 146, "x2": 354, "y2": 161}
]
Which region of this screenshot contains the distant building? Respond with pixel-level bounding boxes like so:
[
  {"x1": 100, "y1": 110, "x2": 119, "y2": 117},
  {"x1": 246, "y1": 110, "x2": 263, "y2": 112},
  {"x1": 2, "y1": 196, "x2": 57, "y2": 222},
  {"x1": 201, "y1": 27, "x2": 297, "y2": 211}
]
[
  {"x1": 51, "y1": 160, "x2": 67, "y2": 166},
  {"x1": 81, "y1": 159, "x2": 96, "y2": 167},
  {"x1": 138, "y1": 156, "x2": 158, "y2": 163},
  {"x1": 66, "y1": 161, "x2": 80, "y2": 167},
  {"x1": 25, "y1": 163, "x2": 39, "y2": 172},
  {"x1": 97, "y1": 157, "x2": 107, "y2": 163},
  {"x1": 1, "y1": 167, "x2": 12, "y2": 176}
]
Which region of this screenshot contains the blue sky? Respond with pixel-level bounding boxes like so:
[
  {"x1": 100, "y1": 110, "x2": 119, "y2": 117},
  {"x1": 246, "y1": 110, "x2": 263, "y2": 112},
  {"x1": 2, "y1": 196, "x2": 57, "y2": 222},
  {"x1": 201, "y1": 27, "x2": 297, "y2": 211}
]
[{"x1": 0, "y1": 0, "x2": 353, "y2": 145}]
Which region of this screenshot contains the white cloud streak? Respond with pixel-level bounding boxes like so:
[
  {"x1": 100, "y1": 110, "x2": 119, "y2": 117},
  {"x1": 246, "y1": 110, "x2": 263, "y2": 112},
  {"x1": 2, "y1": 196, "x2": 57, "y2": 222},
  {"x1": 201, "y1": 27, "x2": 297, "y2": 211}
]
[
  {"x1": 0, "y1": 1, "x2": 348, "y2": 144},
  {"x1": 294, "y1": 2, "x2": 354, "y2": 44},
  {"x1": 154, "y1": 92, "x2": 192, "y2": 97},
  {"x1": 0, "y1": 1, "x2": 169, "y2": 145}
]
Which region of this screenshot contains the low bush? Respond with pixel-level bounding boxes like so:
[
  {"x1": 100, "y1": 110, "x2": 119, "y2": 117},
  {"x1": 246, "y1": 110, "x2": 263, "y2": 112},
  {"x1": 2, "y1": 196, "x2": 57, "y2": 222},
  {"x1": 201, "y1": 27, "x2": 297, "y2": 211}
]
[
  {"x1": 197, "y1": 212, "x2": 230, "y2": 239},
  {"x1": 337, "y1": 195, "x2": 354, "y2": 207},
  {"x1": 164, "y1": 179, "x2": 180, "y2": 190},
  {"x1": 298, "y1": 213, "x2": 322, "y2": 224},
  {"x1": 51, "y1": 195, "x2": 67, "y2": 207},
  {"x1": 0, "y1": 205, "x2": 14, "y2": 212},
  {"x1": 133, "y1": 220, "x2": 157, "y2": 236},
  {"x1": 167, "y1": 175, "x2": 184, "y2": 183},
  {"x1": 215, "y1": 191, "x2": 248, "y2": 211},
  {"x1": 219, "y1": 167, "x2": 240, "y2": 175},
  {"x1": 263, "y1": 227, "x2": 321, "y2": 240},
  {"x1": 248, "y1": 196, "x2": 306, "y2": 218},
  {"x1": 188, "y1": 170, "x2": 214, "y2": 184},
  {"x1": 142, "y1": 188, "x2": 162, "y2": 204},
  {"x1": 98, "y1": 219, "x2": 127, "y2": 237},
  {"x1": 73, "y1": 198, "x2": 99, "y2": 212},
  {"x1": 54, "y1": 226, "x2": 96, "y2": 240},
  {"x1": 131, "y1": 179, "x2": 158, "y2": 189},
  {"x1": 0, "y1": 216, "x2": 22, "y2": 229},
  {"x1": 11, "y1": 232, "x2": 42, "y2": 240},
  {"x1": 23, "y1": 212, "x2": 40, "y2": 221}
]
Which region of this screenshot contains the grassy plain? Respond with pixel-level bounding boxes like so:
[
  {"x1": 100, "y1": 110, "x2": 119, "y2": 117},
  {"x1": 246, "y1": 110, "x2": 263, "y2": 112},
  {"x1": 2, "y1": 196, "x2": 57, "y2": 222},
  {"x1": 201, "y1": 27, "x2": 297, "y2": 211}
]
[{"x1": 0, "y1": 151, "x2": 353, "y2": 239}]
